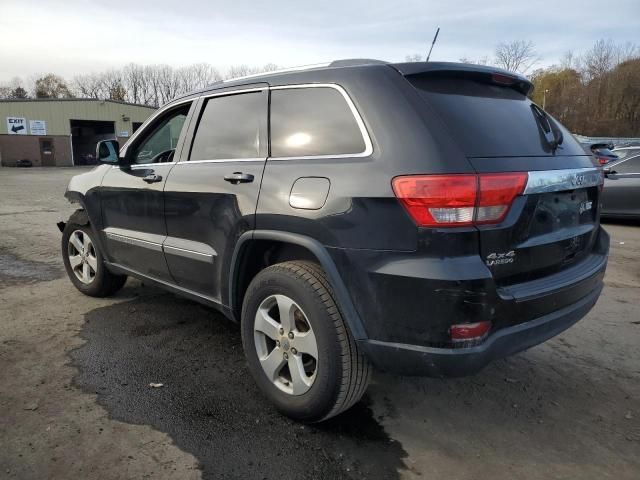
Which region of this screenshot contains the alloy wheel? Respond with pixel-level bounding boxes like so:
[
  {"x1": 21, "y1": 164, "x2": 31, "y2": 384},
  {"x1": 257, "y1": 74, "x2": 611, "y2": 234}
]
[
  {"x1": 67, "y1": 230, "x2": 97, "y2": 284},
  {"x1": 253, "y1": 294, "x2": 319, "y2": 395}
]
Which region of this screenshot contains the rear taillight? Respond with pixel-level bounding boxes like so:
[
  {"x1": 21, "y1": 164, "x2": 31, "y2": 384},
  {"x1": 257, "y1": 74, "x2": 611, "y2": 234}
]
[
  {"x1": 392, "y1": 173, "x2": 528, "y2": 227},
  {"x1": 596, "y1": 156, "x2": 608, "y2": 165}
]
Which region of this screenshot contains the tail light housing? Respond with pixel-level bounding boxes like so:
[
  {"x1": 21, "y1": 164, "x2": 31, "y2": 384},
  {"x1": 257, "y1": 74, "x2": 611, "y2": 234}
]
[
  {"x1": 392, "y1": 173, "x2": 528, "y2": 227},
  {"x1": 596, "y1": 156, "x2": 608, "y2": 165}
]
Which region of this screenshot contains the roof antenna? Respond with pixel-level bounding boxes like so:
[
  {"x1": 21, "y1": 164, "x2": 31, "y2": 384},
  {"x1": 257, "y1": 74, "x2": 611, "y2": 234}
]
[{"x1": 425, "y1": 27, "x2": 440, "y2": 62}]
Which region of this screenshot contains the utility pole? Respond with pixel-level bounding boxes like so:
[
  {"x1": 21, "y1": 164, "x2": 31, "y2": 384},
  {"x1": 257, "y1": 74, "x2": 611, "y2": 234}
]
[{"x1": 426, "y1": 27, "x2": 440, "y2": 62}]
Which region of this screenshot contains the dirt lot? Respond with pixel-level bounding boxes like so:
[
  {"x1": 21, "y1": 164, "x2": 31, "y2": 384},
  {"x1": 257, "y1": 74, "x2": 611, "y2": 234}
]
[{"x1": 1, "y1": 167, "x2": 639, "y2": 479}]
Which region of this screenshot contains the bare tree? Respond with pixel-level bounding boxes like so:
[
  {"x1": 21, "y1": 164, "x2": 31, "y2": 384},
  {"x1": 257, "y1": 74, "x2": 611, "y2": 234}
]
[
  {"x1": 459, "y1": 56, "x2": 490, "y2": 66},
  {"x1": 226, "y1": 64, "x2": 254, "y2": 79},
  {"x1": 405, "y1": 54, "x2": 424, "y2": 62},
  {"x1": 494, "y1": 40, "x2": 538, "y2": 73},
  {"x1": 28, "y1": 61, "x2": 280, "y2": 106},
  {"x1": 560, "y1": 50, "x2": 576, "y2": 70},
  {"x1": 581, "y1": 39, "x2": 616, "y2": 81},
  {"x1": 73, "y1": 73, "x2": 104, "y2": 98}
]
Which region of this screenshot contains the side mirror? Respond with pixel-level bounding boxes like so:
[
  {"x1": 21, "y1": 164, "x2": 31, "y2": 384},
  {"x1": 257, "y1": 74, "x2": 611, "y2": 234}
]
[{"x1": 96, "y1": 139, "x2": 120, "y2": 165}]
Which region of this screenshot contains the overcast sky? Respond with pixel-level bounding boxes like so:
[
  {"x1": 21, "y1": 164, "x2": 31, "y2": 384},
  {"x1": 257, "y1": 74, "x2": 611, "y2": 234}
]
[{"x1": 1, "y1": 0, "x2": 639, "y2": 82}]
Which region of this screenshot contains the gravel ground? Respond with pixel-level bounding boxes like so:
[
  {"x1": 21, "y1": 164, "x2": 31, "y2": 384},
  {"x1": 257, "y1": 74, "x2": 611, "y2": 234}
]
[{"x1": 0, "y1": 167, "x2": 638, "y2": 479}]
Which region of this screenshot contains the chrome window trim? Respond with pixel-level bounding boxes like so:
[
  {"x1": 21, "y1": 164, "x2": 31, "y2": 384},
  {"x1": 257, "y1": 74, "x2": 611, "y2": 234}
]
[
  {"x1": 111, "y1": 162, "x2": 177, "y2": 170},
  {"x1": 200, "y1": 87, "x2": 267, "y2": 99},
  {"x1": 177, "y1": 158, "x2": 265, "y2": 165},
  {"x1": 269, "y1": 83, "x2": 373, "y2": 160},
  {"x1": 178, "y1": 83, "x2": 372, "y2": 164},
  {"x1": 524, "y1": 168, "x2": 603, "y2": 194}
]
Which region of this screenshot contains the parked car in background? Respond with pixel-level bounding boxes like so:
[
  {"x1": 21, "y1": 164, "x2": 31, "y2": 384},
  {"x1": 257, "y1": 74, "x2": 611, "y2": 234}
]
[
  {"x1": 612, "y1": 146, "x2": 640, "y2": 162},
  {"x1": 16, "y1": 159, "x2": 33, "y2": 167},
  {"x1": 601, "y1": 154, "x2": 640, "y2": 219},
  {"x1": 581, "y1": 142, "x2": 618, "y2": 165},
  {"x1": 58, "y1": 60, "x2": 609, "y2": 422}
]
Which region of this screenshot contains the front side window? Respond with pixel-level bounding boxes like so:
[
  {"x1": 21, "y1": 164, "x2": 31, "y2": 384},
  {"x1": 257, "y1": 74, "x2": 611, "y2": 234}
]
[
  {"x1": 189, "y1": 91, "x2": 267, "y2": 160},
  {"x1": 270, "y1": 87, "x2": 367, "y2": 158},
  {"x1": 130, "y1": 104, "x2": 191, "y2": 164}
]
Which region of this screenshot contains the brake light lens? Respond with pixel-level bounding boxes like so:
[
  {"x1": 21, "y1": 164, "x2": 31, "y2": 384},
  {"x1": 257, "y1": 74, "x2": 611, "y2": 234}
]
[
  {"x1": 596, "y1": 156, "x2": 608, "y2": 165},
  {"x1": 450, "y1": 321, "x2": 492, "y2": 342},
  {"x1": 491, "y1": 73, "x2": 516, "y2": 85},
  {"x1": 392, "y1": 173, "x2": 528, "y2": 227}
]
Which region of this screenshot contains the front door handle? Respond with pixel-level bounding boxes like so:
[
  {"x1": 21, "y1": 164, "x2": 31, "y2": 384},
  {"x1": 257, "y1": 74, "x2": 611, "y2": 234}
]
[
  {"x1": 224, "y1": 172, "x2": 254, "y2": 184},
  {"x1": 142, "y1": 173, "x2": 163, "y2": 183}
]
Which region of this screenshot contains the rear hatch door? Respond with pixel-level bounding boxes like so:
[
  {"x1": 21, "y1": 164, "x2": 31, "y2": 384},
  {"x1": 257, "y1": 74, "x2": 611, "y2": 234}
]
[{"x1": 405, "y1": 68, "x2": 602, "y2": 285}]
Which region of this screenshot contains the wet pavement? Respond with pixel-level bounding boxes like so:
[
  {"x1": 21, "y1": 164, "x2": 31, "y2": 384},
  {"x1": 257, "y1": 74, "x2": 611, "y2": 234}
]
[
  {"x1": 71, "y1": 289, "x2": 406, "y2": 479},
  {"x1": 0, "y1": 249, "x2": 61, "y2": 287}
]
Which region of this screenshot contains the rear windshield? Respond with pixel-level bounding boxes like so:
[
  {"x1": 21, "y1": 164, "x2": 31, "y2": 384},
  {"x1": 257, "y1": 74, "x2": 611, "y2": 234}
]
[{"x1": 409, "y1": 76, "x2": 585, "y2": 158}]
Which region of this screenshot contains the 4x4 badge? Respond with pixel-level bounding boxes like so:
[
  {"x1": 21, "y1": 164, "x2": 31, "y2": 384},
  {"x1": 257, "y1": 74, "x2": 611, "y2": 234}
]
[{"x1": 486, "y1": 250, "x2": 516, "y2": 266}]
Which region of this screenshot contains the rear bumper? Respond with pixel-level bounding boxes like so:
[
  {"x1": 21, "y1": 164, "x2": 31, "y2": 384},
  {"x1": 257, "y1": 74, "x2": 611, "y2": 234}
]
[{"x1": 358, "y1": 283, "x2": 602, "y2": 377}]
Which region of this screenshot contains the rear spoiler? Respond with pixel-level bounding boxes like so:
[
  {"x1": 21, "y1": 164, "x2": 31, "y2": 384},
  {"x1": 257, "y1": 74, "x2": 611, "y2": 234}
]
[{"x1": 390, "y1": 61, "x2": 534, "y2": 96}]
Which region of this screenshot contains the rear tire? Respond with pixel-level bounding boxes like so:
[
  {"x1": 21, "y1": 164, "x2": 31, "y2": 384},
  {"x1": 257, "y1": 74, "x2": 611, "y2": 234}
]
[
  {"x1": 61, "y1": 222, "x2": 127, "y2": 297},
  {"x1": 241, "y1": 261, "x2": 371, "y2": 422}
]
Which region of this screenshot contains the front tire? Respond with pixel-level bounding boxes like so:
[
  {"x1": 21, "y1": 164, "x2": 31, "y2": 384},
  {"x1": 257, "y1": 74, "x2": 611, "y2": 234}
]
[
  {"x1": 61, "y1": 222, "x2": 127, "y2": 297},
  {"x1": 241, "y1": 261, "x2": 371, "y2": 422}
]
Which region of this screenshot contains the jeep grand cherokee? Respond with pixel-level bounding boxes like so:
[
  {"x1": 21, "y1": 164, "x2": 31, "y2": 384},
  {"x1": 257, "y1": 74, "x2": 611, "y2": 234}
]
[{"x1": 59, "y1": 60, "x2": 609, "y2": 422}]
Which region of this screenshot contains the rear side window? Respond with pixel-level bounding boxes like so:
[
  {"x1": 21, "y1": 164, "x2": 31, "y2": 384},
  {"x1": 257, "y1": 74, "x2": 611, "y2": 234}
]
[
  {"x1": 190, "y1": 91, "x2": 267, "y2": 160},
  {"x1": 409, "y1": 76, "x2": 585, "y2": 158},
  {"x1": 270, "y1": 87, "x2": 367, "y2": 158}
]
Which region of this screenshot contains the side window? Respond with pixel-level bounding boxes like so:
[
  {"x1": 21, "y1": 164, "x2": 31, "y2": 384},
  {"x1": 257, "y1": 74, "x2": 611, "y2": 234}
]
[
  {"x1": 615, "y1": 157, "x2": 640, "y2": 174},
  {"x1": 189, "y1": 91, "x2": 267, "y2": 160},
  {"x1": 130, "y1": 104, "x2": 191, "y2": 164},
  {"x1": 270, "y1": 87, "x2": 367, "y2": 158}
]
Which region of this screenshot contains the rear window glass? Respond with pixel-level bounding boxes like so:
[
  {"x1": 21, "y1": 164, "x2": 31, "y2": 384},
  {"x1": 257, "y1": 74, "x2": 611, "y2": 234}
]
[
  {"x1": 270, "y1": 87, "x2": 366, "y2": 158},
  {"x1": 409, "y1": 76, "x2": 585, "y2": 158},
  {"x1": 190, "y1": 92, "x2": 266, "y2": 160}
]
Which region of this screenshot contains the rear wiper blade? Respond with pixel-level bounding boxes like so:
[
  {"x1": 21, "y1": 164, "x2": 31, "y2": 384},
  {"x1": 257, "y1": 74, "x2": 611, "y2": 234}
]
[{"x1": 531, "y1": 104, "x2": 563, "y2": 152}]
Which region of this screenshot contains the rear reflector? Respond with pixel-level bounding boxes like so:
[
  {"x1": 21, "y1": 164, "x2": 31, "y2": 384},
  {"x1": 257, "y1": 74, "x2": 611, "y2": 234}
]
[
  {"x1": 392, "y1": 173, "x2": 527, "y2": 227},
  {"x1": 450, "y1": 321, "x2": 492, "y2": 342}
]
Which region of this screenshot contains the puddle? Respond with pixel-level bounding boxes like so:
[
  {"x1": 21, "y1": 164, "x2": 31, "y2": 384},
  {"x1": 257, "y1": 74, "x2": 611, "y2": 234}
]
[
  {"x1": 0, "y1": 251, "x2": 62, "y2": 286},
  {"x1": 71, "y1": 292, "x2": 408, "y2": 479}
]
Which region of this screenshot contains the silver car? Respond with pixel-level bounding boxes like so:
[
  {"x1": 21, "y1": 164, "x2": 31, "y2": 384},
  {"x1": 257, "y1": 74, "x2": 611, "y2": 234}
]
[{"x1": 602, "y1": 154, "x2": 640, "y2": 219}]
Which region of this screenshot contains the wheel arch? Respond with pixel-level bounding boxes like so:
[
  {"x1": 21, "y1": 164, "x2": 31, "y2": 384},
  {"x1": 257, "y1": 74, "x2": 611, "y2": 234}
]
[
  {"x1": 61, "y1": 194, "x2": 109, "y2": 264},
  {"x1": 229, "y1": 230, "x2": 367, "y2": 340}
]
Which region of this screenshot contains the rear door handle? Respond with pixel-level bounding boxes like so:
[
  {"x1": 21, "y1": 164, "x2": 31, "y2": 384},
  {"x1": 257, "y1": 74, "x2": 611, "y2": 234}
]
[
  {"x1": 142, "y1": 173, "x2": 163, "y2": 183},
  {"x1": 224, "y1": 172, "x2": 254, "y2": 184}
]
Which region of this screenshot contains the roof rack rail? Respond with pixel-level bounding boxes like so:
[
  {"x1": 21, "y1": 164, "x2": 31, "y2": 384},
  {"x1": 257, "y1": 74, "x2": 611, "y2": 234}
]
[{"x1": 328, "y1": 59, "x2": 388, "y2": 67}]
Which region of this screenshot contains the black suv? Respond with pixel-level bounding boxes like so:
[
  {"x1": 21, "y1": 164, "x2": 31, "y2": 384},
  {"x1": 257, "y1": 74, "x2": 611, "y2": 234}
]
[{"x1": 59, "y1": 60, "x2": 609, "y2": 422}]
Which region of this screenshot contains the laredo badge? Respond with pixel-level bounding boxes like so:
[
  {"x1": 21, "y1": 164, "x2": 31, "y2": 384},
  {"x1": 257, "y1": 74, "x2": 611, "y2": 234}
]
[{"x1": 486, "y1": 250, "x2": 516, "y2": 266}]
